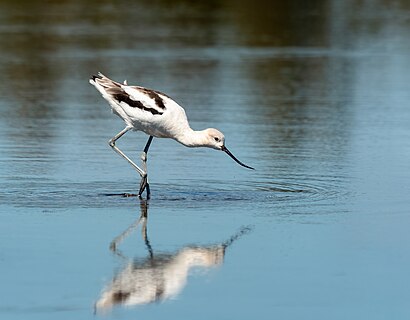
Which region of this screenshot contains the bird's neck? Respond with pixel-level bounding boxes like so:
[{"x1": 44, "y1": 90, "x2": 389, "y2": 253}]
[{"x1": 177, "y1": 128, "x2": 208, "y2": 148}]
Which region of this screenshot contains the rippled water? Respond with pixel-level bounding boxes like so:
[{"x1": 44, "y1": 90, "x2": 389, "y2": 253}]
[{"x1": 1, "y1": 1, "x2": 410, "y2": 319}]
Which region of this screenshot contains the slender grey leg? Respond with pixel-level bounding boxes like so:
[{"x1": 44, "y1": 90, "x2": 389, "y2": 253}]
[
  {"x1": 108, "y1": 126, "x2": 145, "y2": 177},
  {"x1": 138, "y1": 136, "x2": 154, "y2": 198}
]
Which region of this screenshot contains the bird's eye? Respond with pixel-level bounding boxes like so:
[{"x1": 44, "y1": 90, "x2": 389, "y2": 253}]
[{"x1": 214, "y1": 137, "x2": 220, "y2": 142}]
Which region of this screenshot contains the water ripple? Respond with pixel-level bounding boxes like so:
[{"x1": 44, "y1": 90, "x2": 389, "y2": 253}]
[{"x1": 0, "y1": 174, "x2": 349, "y2": 211}]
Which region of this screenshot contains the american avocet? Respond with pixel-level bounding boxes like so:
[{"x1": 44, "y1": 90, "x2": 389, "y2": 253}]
[{"x1": 90, "y1": 73, "x2": 254, "y2": 198}]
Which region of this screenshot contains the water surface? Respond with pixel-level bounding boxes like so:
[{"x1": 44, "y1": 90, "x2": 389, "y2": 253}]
[{"x1": 1, "y1": 1, "x2": 410, "y2": 319}]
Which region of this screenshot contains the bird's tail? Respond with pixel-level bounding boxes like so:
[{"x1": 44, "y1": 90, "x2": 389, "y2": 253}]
[
  {"x1": 89, "y1": 72, "x2": 124, "y2": 96},
  {"x1": 90, "y1": 73, "x2": 103, "y2": 83},
  {"x1": 89, "y1": 72, "x2": 112, "y2": 86}
]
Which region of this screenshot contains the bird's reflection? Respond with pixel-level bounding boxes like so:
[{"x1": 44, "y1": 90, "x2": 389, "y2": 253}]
[{"x1": 95, "y1": 200, "x2": 251, "y2": 312}]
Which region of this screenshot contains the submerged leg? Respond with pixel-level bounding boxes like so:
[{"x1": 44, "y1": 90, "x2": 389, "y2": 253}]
[
  {"x1": 138, "y1": 136, "x2": 154, "y2": 198},
  {"x1": 108, "y1": 126, "x2": 145, "y2": 177}
]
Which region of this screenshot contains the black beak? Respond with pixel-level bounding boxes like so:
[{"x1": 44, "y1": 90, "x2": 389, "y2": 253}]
[{"x1": 221, "y1": 146, "x2": 254, "y2": 170}]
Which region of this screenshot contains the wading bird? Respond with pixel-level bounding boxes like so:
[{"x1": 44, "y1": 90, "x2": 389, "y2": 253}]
[{"x1": 90, "y1": 73, "x2": 253, "y2": 198}]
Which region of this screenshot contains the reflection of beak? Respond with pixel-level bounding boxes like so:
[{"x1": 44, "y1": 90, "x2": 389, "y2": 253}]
[{"x1": 221, "y1": 146, "x2": 254, "y2": 170}]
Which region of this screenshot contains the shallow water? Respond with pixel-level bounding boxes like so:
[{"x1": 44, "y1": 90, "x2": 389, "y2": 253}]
[{"x1": 1, "y1": 0, "x2": 410, "y2": 319}]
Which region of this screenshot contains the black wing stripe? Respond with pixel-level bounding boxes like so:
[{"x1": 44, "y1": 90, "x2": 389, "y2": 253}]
[
  {"x1": 139, "y1": 89, "x2": 166, "y2": 110},
  {"x1": 113, "y1": 93, "x2": 164, "y2": 115}
]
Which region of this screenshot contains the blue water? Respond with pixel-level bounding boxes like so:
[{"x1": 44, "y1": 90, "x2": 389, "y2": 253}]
[{"x1": 1, "y1": 1, "x2": 410, "y2": 319}]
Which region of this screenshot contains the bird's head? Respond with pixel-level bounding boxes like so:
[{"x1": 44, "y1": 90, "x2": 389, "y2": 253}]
[
  {"x1": 204, "y1": 128, "x2": 225, "y2": 150},
  {"x1": 204, "y1": 128, "x2": 254, "y2": 170}
]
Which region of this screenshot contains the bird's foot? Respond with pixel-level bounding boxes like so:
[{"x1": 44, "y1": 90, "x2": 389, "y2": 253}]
[{"x1": 138, "y1": 174, "x2": 150, "y2": 199}]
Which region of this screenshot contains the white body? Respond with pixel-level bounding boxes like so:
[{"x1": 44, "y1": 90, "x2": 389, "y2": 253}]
[
  {"x1": 89, "y1": 73, "x2": 254, "y2": 182},
  {"x1": 97, "y1": 84, "x2": 189, "y2": 138},
  {"x1": 89, "y1": 74, "x2": 223, "y2": 148}
]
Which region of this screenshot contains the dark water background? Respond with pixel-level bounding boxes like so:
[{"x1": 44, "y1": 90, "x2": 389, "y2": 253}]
[{"x1": 1, "y1": 1, "x2": 410, "y2": 319}]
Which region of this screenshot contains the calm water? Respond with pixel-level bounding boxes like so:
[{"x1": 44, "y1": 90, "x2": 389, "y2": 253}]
[{"x1": 1, "y1": 0, "x2": 410, "y2": 319}]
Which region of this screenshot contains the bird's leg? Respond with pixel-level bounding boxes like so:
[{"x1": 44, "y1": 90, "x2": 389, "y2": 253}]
[
  {"x1": 108, "y1": 126, "x2": 145, "y2": 177},
  {"x1": 138, "y1": 136, "x2": 154, "y2": 198}
]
